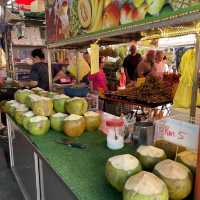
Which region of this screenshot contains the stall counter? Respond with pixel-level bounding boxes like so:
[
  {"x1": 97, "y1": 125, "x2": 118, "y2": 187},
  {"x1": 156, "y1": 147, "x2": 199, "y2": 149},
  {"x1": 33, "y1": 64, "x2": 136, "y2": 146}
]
[{"x1": 7, "y1": 116, "x2": 134, "y2": 200}]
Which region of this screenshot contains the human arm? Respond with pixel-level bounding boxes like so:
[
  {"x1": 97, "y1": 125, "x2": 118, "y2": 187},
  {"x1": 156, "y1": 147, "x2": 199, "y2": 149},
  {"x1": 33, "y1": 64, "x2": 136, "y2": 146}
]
[
  {"x1": 53, "y1": 70, "x2": 67, "y2": 82},
  {"x1": 123, "y1": 57, "x2": 130, "y2": 82}
]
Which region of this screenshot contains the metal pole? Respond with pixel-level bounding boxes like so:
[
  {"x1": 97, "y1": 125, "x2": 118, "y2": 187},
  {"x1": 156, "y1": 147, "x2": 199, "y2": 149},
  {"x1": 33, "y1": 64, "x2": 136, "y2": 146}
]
[
  {"x1": 190, "y1": 33, "x2": 200, "y2": 122},
  {"x1": 195, "y1": 129, "x2": 200, "y2": 199},
  {"x1": 47, "y1": 48, "x2": 53, "y2": 91},
  {"x1": 76, "y1": 50, "x2": 80, "y2": 83}
]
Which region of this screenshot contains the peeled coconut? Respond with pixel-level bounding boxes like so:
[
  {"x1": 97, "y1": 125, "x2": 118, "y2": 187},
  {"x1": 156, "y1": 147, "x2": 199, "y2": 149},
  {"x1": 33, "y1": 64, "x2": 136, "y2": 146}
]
[
  {"x1": 153, "y1": 159, "x2": 193, "y2": 200},
  {"x1": 15, "y1": 105, "x2": 29, "y2": 125},
  {"x1": 8, "y1": 102, "x2": 22, "y2": 117},
  {"x1": 50, "y1": 113, "x2": 67, "y2": 132},
  {"x1": 64, "y1": 114, "x2": 85, "y2": 137},
  {"x1": 123, "y1": 171, "x2": 169, "y2": 200},
  {"x1": 38, "y1": 90, "x2": 48, "y2": 97},
  {"x1": 65, "y1": 97, "x2": 88, "y2": 115},
  {"x1": 32, "y1": 97, "x2": 53, "y2": 117},
  {"x1": 31, "y1": 87, "x2": 44, "y2": 94},
  {"x1": 4, "y1": 100, "x2": 18, "y2": 113},
  {"x1": 28, "y1": 116, "x2": 50, "y2": 135},
  {"x1": 136, "y1": 145, "x2": 166, "y2": 170},
  {"x1": 177, "y1": 151, "x2": 197, "y2": 174},
  {"x1": 15, "y1": 89, "x2": 33, "y2": 104},
  {"x1": 105, "y1": 154, "x2": 142, "y2": 192},
  {"x1": 25, "y1": 94, "x2": 41, "y2": 108},
  {"x1": 53, "y1": 94, "x2": 69, "y2": 113},
  {"x1": 22, "y1": 111, "x2": 34, "y2": 130},
  {"x1": 48, "y1": 92, "x2": 57, "y2": 98},
  {"x1": 84, "y1": 111, "x2": 101, "y2": 131}
]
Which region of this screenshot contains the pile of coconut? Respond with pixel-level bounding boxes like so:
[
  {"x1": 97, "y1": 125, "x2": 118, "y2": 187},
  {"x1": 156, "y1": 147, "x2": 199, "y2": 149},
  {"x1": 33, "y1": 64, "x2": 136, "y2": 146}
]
[{"x1": 105, "y1": 145, "x2": 197, "y2": 200}]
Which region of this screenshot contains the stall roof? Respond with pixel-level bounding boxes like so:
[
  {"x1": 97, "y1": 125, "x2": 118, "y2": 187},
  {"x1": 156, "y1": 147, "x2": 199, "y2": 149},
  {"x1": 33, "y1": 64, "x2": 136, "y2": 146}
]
[{"x1": 47, "y1": 10, "x2": 200, "y2": 49}]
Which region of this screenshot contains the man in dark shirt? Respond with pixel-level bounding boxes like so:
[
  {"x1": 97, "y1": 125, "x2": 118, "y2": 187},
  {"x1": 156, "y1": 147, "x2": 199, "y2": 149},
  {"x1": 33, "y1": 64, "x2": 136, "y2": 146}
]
[
  {"x1": 30, "y1": 49, "x2": 49, "y2": 90},
  {"x1": 123, "y1": 45, "x2": 142, "y2": 82}
]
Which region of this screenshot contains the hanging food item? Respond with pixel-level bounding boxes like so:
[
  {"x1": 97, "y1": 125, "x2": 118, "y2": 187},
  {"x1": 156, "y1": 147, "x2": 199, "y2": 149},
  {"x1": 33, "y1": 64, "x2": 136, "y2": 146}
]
[
  {"x1": 77, "y1": 0, "x2": 92, "y2": 28},
  {"x1": 90, "y1": 43, "x2": 99, "y2": 75}
]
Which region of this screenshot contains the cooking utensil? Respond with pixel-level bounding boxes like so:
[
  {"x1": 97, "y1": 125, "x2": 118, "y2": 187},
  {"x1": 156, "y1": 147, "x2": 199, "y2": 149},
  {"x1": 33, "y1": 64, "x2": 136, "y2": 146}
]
[{"x1": 55, "y1": 140, "x2": 88, "y2": 149}]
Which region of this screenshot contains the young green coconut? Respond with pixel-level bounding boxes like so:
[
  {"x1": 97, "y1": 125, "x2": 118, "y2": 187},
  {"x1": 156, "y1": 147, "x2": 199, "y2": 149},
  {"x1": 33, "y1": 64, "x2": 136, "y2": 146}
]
[
  {"x1": 177, "y1": 150, "x2": 197, "y2": 174},
  {"x1": 123, "y1": 171, "x2": 169, "y2": 200},
  {"x1": 22, "y1": 111, "x2": 34, "y2": 130},
  {"x1": 136, "y1": 145, "x2": 167, "y2": 170},
  {"x1": 84, "y1": 111, "x2": 101, "y2": 132},
  {"x1": 153, "y1": 159, "x2": 193, "y2": 200},
  {"x1": 105, "y1": 154, "x2": 142, "y2": 192},
  {"x1": 28, "y1": 116, "x2": 50, "y2": 136},
  {"x1": 50, "y1": 113, "x2": 67, "y2": 132},
  {"x1": 64, "y1": 114, "x2": 86, "y2": 137},
  {"x1": 53, "y1": 94, "x2": 70, "y2": 113},
  {"x1": 15, "y1": 105, "x2": 29, "y2": 125}
]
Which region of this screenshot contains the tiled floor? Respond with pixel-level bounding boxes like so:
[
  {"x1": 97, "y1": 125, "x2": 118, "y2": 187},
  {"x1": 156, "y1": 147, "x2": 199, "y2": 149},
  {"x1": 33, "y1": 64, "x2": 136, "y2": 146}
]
[{"x1": 0, "y1": 140, "x2": 24, "y2": 200}]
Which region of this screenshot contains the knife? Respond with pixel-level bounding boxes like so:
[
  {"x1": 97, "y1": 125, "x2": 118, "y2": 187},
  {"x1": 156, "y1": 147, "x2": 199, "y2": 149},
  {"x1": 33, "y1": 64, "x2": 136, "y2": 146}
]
[{"x1": 55, "y1": 140, "x2": 88, "y2": 149}]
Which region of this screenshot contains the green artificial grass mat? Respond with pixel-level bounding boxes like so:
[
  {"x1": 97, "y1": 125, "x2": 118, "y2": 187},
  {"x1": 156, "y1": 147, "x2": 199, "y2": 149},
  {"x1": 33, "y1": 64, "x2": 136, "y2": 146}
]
[{"x1": 25, "y1": 129, "x2": 134, "y2": 200}]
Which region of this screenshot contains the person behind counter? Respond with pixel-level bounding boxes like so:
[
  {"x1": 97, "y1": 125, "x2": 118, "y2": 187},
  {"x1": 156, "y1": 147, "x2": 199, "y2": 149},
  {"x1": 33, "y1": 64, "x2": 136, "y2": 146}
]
[
  {"x1": 137, "y1": 50, "x2": 156, "y2": 77},
  {"x1": 123, "y1": 45, "x2": 142, "y2": 82},
  {"x1": 151, "y1": 50, "x2": 165, "y2": 79},
  {"x1": 88, "y1": 56, "x2": 107, "y2": 93},
  {"x1": 53, "y1": 58, "x2": 73, "y2": 84},
  {"x1": 30, "y1": 49, "x2": 49, "y2": 90}
]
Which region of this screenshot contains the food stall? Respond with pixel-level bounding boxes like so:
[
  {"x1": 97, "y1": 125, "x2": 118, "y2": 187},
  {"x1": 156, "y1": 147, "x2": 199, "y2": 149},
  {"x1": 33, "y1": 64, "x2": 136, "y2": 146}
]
[{"x1": 5, "y1": 1, "x2": 200, "y2": 200}]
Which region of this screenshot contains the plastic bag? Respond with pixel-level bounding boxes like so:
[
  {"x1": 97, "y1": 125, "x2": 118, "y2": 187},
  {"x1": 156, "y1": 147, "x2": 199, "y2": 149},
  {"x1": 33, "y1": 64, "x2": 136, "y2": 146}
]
[{"x1": 173, "y1": 49, "x2": 200, "y2": 108}]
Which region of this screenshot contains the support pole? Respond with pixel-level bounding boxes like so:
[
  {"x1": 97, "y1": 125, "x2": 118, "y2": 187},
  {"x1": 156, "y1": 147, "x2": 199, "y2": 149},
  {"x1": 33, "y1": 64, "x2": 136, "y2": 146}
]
[
  {"x1": 47, "y1": 48, "x2": 53, "y2": 91},
  {"x1": 76, "y1": 50, "x2": 80, "y2": 84},
  {"x1": 195, "y1": 130, "x2": 200, "y2": 199},
  {"x1": 190, "y1": 33, "x2": 200, "y2": 122}
]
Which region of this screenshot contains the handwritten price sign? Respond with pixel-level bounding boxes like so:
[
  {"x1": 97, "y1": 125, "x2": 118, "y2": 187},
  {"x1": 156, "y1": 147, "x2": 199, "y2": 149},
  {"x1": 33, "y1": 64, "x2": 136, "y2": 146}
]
[{"x1": 155, "y1": 118, "x2": 199, "y2": 151}]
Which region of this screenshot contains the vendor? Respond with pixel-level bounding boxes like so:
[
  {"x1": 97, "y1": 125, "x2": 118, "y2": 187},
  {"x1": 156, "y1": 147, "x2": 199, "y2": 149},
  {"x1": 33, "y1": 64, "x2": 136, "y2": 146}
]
[
  {"x1": 123, "y1": 45, "x2": 142, "y2": 82},
  {"x1": 137, "y1": 50, "x2": 156, "y2": 77},
  {"x1": 29, "y1": 49, "x2": 49, "y2": 90},
  {"x1": 53, "y1": 58, "x2": 72, "y2": 83},
  {"x1": 88, "y1": 56, "x2": 107, "y2": 93},
  {"x1": 151, "y1": 50, "x2": 165, "y2": 79}
]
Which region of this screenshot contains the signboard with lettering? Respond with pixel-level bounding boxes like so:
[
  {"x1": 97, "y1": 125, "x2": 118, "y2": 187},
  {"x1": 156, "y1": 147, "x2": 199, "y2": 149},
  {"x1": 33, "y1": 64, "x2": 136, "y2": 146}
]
[{"x1": 155, "y1": 118, "x2": 199, "y2": 151}]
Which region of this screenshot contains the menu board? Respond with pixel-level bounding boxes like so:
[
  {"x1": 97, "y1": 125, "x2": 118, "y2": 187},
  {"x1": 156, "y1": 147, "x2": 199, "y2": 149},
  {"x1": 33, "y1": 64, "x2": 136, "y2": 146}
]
[{"x1": 46, "y1": 0, "x2": 200, "y2": 44}]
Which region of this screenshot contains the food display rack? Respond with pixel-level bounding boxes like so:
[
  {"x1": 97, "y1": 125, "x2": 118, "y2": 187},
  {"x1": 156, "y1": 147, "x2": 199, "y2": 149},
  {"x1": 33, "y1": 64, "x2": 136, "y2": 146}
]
[
  {"x1": 100, "y1": 96, "x2": 171, "y2": 117},
  {"x1": 7, "y1": 116, "x2": 134, "y2": 200}
]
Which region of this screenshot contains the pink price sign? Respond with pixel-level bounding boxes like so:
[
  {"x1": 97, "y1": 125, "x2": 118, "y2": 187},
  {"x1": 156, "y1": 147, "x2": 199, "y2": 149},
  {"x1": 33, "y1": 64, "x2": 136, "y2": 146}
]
[{"x1": 155, "y1": 118, "x2": 199, "y2": 151}]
